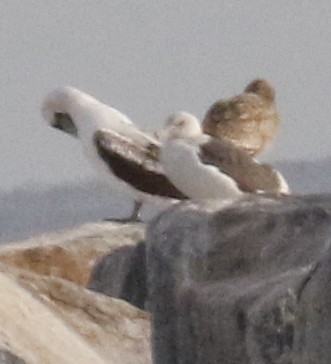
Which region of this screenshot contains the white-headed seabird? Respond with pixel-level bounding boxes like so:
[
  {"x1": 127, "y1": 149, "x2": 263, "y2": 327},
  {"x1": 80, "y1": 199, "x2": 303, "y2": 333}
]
[
  {"x1": 158, "y1": 111, "x2": 290, "y2": 202},
  {"x1": 41, "y1": 86, "x2": 187, "y2": 221},
  {"x1": 202, "y1": 79, "x2": 280, "y2": 157}
]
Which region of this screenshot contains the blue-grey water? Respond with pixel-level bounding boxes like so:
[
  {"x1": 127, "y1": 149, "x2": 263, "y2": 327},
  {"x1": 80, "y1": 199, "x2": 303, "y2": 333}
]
[
  {"x1": 1, "y1": 159, "x2": 331, "y2": 243},
  {"x1": 0, "y1": 180, "x2": 132, "y2": 243}
]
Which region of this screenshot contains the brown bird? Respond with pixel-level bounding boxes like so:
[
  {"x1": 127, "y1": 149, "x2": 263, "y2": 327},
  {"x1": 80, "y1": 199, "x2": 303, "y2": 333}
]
[{"x1": 202, "y1": 79, "x2": 280, "y2": 157}]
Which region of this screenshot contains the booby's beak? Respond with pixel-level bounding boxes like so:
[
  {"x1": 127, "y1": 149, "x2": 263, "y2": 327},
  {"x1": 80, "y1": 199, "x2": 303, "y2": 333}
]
[{"x1": 52, "y1": 113, "x2": 78, "y2": 137}]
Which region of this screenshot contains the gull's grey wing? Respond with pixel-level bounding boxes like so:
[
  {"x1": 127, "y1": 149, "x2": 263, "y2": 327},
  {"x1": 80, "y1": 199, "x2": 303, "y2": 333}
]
[
  {"x1": 94, "y1": 129, "x2": 188, "y2": 199},
  {"x1": 199, "y1": 138, "x2": 286, "y2": 194}
]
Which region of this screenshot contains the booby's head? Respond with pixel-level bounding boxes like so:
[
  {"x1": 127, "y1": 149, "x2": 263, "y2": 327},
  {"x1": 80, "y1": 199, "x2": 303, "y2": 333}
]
[
  {"x1": 158, "y1": 111, "x2": 202, "y2": 141},
  {"x1": 244, "y1": 79, "x2": 276, "y2": 102},
  {"x1": 41, "y1": 86, "x2": 81, "y2": 137}
]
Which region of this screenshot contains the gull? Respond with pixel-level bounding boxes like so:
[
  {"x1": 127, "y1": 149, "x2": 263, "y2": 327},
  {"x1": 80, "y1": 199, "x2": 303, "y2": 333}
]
[
  {"x1": 41, "y1": 86, "x2": 187, "y2": 221},
  {"x1": 202, "y1": 79, "x2": 280, "y2": 157},
  {"x1": 158, "y1": 111, "x2": 290, "y2": 202}
]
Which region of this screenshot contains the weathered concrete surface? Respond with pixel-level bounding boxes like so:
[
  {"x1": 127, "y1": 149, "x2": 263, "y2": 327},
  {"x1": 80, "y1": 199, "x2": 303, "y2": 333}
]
[
  {"x1": 0, "y1": 264, "x2": 151, "y2": 364},
  {"x1": 88, "y1": 241, "x2": 147, "y2": 309},
  {"x1": 0, "y1": 222, "x2": 151, "y2": 364},
  {"x1": 146, "y1": 194, "x2": 331, "y2": 364},
  {"x1": 0, "y1": 222, "x2": 145, "y2": 286}
]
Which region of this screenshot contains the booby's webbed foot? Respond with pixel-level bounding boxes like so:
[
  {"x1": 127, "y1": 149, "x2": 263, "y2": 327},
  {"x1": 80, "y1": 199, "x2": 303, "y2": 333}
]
[
  {"x1": 103, "y1": 200, "x2": 143, "y2": 223},
  {"x1": 104, "y1": 216, "x2": 142, "y2": 223}
]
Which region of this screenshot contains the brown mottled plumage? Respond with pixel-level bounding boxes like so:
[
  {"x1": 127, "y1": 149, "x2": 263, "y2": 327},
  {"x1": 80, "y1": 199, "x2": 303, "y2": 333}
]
[{"x1": 202, "y1": 79, "x2": 280, "y2": 156}]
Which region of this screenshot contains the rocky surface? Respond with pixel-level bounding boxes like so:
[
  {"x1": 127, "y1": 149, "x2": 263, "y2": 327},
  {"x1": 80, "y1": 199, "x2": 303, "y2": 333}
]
[
  {"x1": 146, "y1": 194, "x2": 331, "y2": 364},
  {"x1": 88, "y1": 241, "x2": 147, "y2": 310},
  {"x1": 0, "y1": 349, "x2": 25, "y2": 364},
  {"x1": 0, "y1": 222, "x2": 151, "y2": 364},
  {"x1": 0, "y1": 222, "x2": 145, "y2": 286},
  {"x1": 3, "y1": 193, "x2": 331, "y2": 363}
]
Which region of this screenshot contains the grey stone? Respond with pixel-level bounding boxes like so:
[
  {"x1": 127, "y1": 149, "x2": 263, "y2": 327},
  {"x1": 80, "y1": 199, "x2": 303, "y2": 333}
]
[
  {"x1": 146, "y1": 194, "x2": 331, "y2": 364},
  {"x1": 0, "y1": 349, "x2": 25, "y2": 364},
  {"x1": 88, "y1": 241, "x2": 147, "y2": 310}
]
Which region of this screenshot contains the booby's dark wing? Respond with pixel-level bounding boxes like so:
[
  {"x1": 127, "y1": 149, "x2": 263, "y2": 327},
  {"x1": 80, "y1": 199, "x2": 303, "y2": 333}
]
[
  {"x1": 94, "y1": 129, "x2": 188, "y2": 199},
  {"x1": 199, "y1": 137, "x2": 288, "y2": 194}
]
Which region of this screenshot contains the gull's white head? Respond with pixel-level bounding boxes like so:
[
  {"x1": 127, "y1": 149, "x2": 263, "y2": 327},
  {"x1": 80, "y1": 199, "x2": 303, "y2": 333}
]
[
  {"x1": 41, "y1": 86, "x2": 83, "y2": 137},
  {"x1": 158, "y1": 111, "x2": 202, "y2": 141}
]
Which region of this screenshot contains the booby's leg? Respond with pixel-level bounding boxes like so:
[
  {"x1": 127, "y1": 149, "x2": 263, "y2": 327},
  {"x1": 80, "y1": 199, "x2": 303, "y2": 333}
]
[
  {"x1": 104, "y1": 200, "x2": 143, "y2": 223},
  {"x1": 128, "y1": 200, "x2": 143, "y2": 221}
]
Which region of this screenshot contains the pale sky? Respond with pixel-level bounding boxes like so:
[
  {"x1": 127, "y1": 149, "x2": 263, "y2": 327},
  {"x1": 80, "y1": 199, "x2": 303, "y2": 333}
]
[{"x1": 2, "y1": 1, "x2": 331, "y2": 190}]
